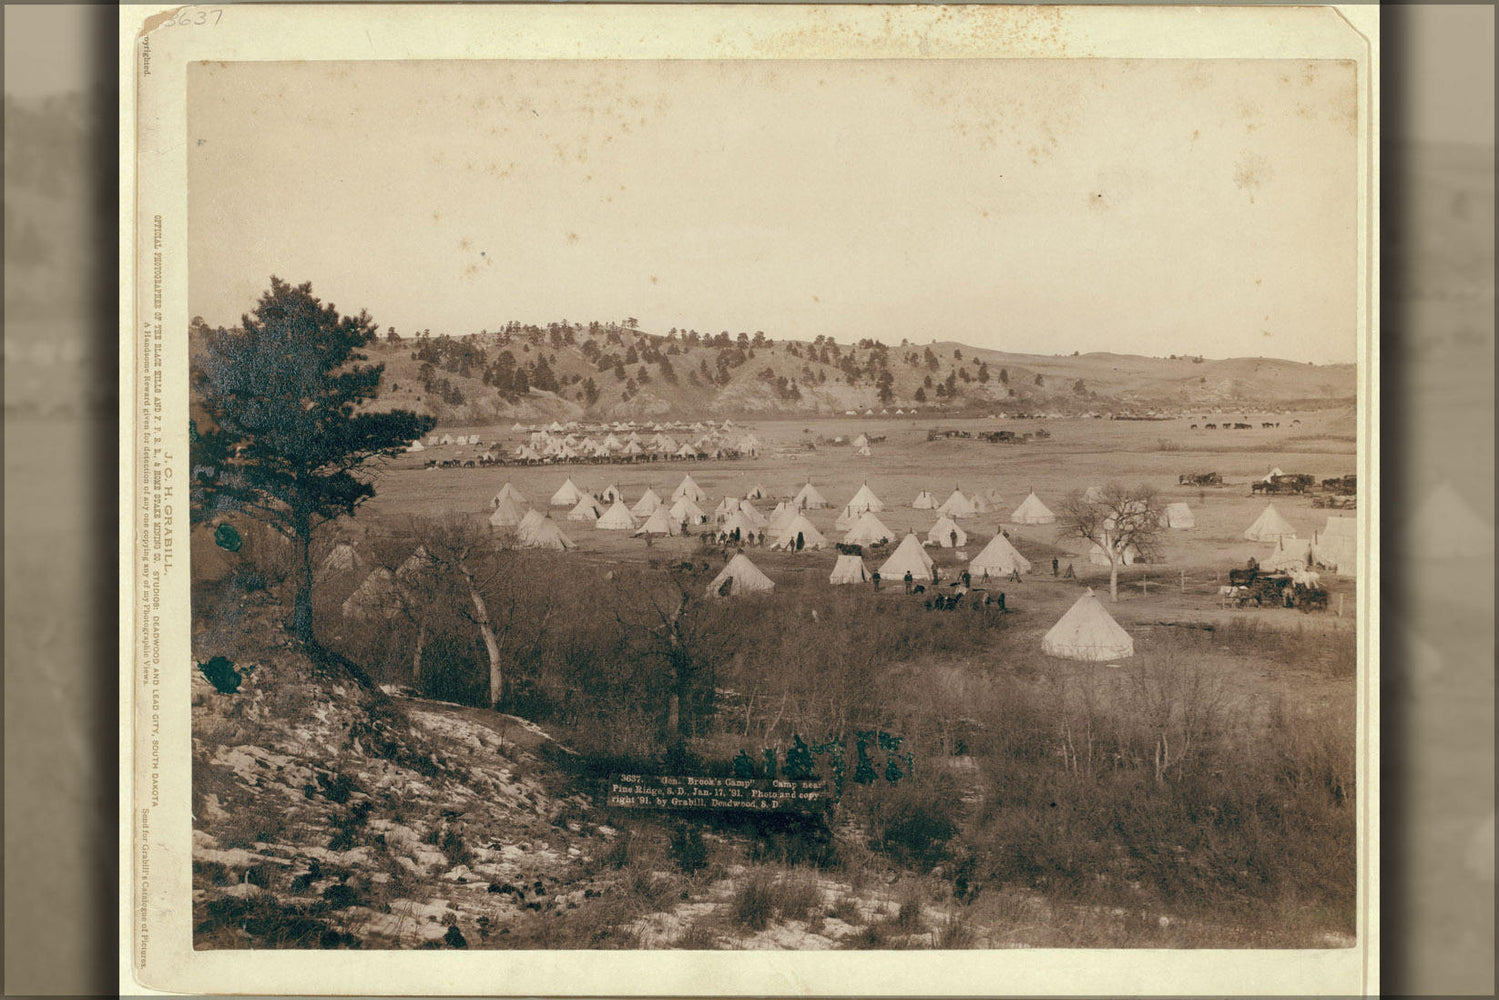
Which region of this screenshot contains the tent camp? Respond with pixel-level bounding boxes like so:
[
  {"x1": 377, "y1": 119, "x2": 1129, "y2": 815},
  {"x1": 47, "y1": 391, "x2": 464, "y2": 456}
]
[
  {"x1": 937, "y1": 489, "x2": 977, "y2": 518},
  {"x1": 595, "y1": 499, "x2": 637, "y2": 531},
  {"x1": 714, "y1": 496, "x2": 741, "y2": 520},
  {"x1": 493, "y1": 483, "x2": 526, "y2": 506},
  {"x1": 842, "y1": 510, "x2": 895, "y2": 548},
  {"x1": 630, "y1": 488, "x2": 663, "y2": 518},
  {"x1": 672, "y1": 474, "x2": 707, "y2": 503},
  {"x1": 670, "y1": 495, "x2": 707, "y2": 526},
  {"x1": 829, "y1": 554, "x2": 871, "y2": 585},
  {"x1": 1041, "y1": 589, "x2": 1134, "y2": 661},
  {"x1": 518, "y1": 514, "x2": 574, "y2": 550},
  {"x1": 567, "y1": 496, "x2": 604, "y2": 522},
  {"x1": 706, "y1": 553, "x2": 775, "y2": 597},
  {"x1": 1010, "y1": 492, "x2": 1056, "y2": 525},
  {"x1": 1243, "y1": 504, "x2": 1296, "y2": 542},
  {"x1": 766, "y1": 502, "x2": 796, "y2": 534},
  {"x1": 488, "y1": 498, "x2": 527, "y2": 529},
  {"x1": 1311, "y1": 515, "x2": 1356, "y2": 575},
  {"x1": 878, "y1": 533, "x2": 935, "y2": 582},
  {"x1": 717, "y1": 512, "x2": 759, "y2": 540},
  {"x1": 1160, "y1": 502, "x2": 1195, "y2": 529},
  {"x1": 769, "y1": 514, "x2": 828, "y2": 551},
  {"x1": 737, "y1": 501, "x2": 768, "y2": 530},
  {"x1": 634, "y1": 508, "x2": 680, "y2": 537},
  {"x1": 913, "y1": 490, "x2": 938, "y2": 510},
  {"x1": 969, "y1": 532, "x2": 1031, "y2": 579},
  {"x1": 845, "y1": 483, "x2": 884, "y2": 514},
  {"x1": 793, "y1": 482, "x2": 829, "y2": 510},
  {"x1": 927, "y1": 516, "x2": 968, "y2": 549},
  {"x1": 550, "y1": 478, "x2": 585, "y2": 506}
]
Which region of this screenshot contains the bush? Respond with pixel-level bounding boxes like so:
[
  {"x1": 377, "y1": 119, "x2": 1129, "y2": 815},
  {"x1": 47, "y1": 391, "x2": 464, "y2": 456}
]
[
  {"x1": 730, "y1": 868, "x2": 823, "y2": 931},
  {"x1": 669, "y1": 824, "x2": 708, "y2": 875},
  {"x1": 858, "y1": 775, "x2": 961, "y2": 869}
]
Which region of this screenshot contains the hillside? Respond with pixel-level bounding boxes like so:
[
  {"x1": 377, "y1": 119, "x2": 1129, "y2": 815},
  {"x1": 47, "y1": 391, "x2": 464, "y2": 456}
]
[{"x1": 344, "y1": 323, "x2": 1354, "y2": 427}]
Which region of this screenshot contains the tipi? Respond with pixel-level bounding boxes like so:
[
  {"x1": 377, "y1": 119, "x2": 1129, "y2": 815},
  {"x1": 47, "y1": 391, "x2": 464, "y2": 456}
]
[
  {"x1": 969, "y1": 532, "x2": 1032, "y2": 578},
  {"x1": 927, "y1": 516, "x2": 967, "y2": 549},
  {"x1": 829, "y1": 553, "x2": 872, "y2": 585},
  {"x1": 769, "y1": 514, "x2": 828, "y2": 551},
  {"x1": 1311, "y1": 515, "x2": 1356, "y2": 575},
  {"x1": 1262, "y1": 535, "x2": 1313, "y2": 572},
  {"x1": 706, "y1": 553, "x2": 775, "y2": 597},
  {"x1": 595, "y1": 499, "x2": 637, "y2": 531},
  {"x1": 1011, "y1": 492, "x2": 1056, "y2": 525},
  {"x1": 1041, "y1": 589, "x2": 1134, "y2": 661},
  {"x1": 1243, "y1": 504, "x2": 1296, "y2": 542},
  {"x1": 341, "y1": 568, "x2": 402, "y2": 620},
  {"x1": 878, "y1": 532, "x2": 935, "y2": 582}
]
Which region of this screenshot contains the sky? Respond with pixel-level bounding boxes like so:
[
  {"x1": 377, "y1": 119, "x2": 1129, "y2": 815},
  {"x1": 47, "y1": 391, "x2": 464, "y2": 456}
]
[{"x1": 187, "y1": 56, "x2": 1362, "y2": 364}]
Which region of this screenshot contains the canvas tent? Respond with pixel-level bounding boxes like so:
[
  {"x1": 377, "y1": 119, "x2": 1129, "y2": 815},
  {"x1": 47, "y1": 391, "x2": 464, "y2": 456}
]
[
  {"x1": 1160, "y1": 502, "x2": 1195, "y2": 529},
  {"x1": 766, "y1": 502, "x2": 796, "y2": 534},
  {"x1": 855, "y1": 444, "x2": 872, "y2": 457},
  {"x1": 913, "y1": 490, "x2": 938, "y2": 510},
  {"x1": 1243, "y1": 503, "x2": 1296, "y2": 542},
  {"x1": 634, "y1": 508, "x2": 680, "y2": 537},
  {"x1": 714, "y1": 496, "x2": 741, "y2": 520},
  {"x1": 845, "y1": 483, "x2": 884, "y2": 514},
  {"x1": 793, "y1": 482, "x2": 829, "y2": 509},
  {"x1": 595, "y1": 499, "x2": 637, "y2": 531},
  {"x1": 493, "y1": 483, "x2": 526, "y2": 506},
  {"x1": 927, "y1": 516, "x2": 968, "y2": 549},
  {"x1": 550, "y1": 478, "x2": 585, "y2": 507},
  {"x1": 341, "y1": 568, "x2": 402, "y2": 620},
  {"x1": 630, "y1": 488, "x2": 663, "y2": 518},
  {"x1": 601, "y1": 484, "x2": 625, "y2": 503},
  {"x1": 567, "y1": 496, "x2": 603, "y2": 522},
  {"x1": 1311, "y1": 515, "x2": 1356, "y2": 575},
  {"x1": 877, "y1": 532, "x2": 935, "y2": 582},
  {"x1": 320, "y1": 542, "x2": 361, "y2": 576},
  {"x1": 937, "y1": 489, "x2": 977, "y2": 519},
  {"x1": 406, "y1": 439, "x2": 425, "y2": 453},
  {"x1": 1262, "y1": 467, "x2": 1286, "y2": 483},
  {"x1": 769, "y1": 514, "x2": 828, "y2": 551},
  {"x1": 851, "y1": 433, "x2": 870, "y2": 448},
  {"x1": 737, "y1": 501, "x2": 769, "y2": 530},
  {"x1": 1262, "y1": 535, "x2": 1314, "y2": 572},
  {"x1": 518, "y1": 509, "x2": 546, "y2": 534},
  {"x1": 829, "y1": 554, "x2": 872, "y2": 585},
  {"x1": 1010, "y1": 492, "x2": 1056, "y2": 525},
  {"x1": 706, "y1": 553, "x2": 775, "y2": 597},
  {"x1": 672, "y1": 474, "x2": 707, "y2": 503},
  {"x1": 969, "y1": 532, "x2": 1032, "y2": 578},
  {"x1": 517, "y1": 514, "x2": 574, "y2": 550},
  {"x1": 1041, "y1": 589, "x2": 1134, "y2": 661},
  {"x1": 488, "y1": 497, "x2": 527, "y2": 529},
  {"x1": 842, "y1": 510, "x2": 894, "y2": 548},
  {"x1": 670, "y1": 495, "x2": 708, "y2": 526}
]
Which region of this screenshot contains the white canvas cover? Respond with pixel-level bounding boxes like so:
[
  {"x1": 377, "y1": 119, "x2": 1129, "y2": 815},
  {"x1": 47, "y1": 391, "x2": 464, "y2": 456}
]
[
  {"x1": 852, "y1": 434, "x2": 870, "y2": 448},
  {"x1": 1311, "y1": 515, "x2": 1356, "y2": 575},
  {"x1": 846, "y1": 483, "x2": 884, "y2": 514},
  {"x1": 937, "y1": 489, "x2": 977, "y2": 518},
  {"x1": 829, "y1": 554, "x2": 871, "y2": 585},
  {"x1": 320, "y1": 542, "x2": 361, "y2": 576},
  {"x1": 634, "y1": 508, "x2": 680, "y2": 536},
  {"x1": 969, "y1": 532, "x2": 1032, "y2": 578},
  {"x1": 601, "y1": 484, "x2": 624, "y2": 502},
  {"x1": 855, "y1": 445, "x2": 872, "y2": 457},
  {"x1": 518, "y1": 509, "x2": 546, "y2": 533},
  {"x1": 630, "y1": 488, "x2": 663, "y2": 518},
  {"x1": 927, "y1": 516, "x2": 968, "y2": 548},
  {"x1": 706, "y1": 553, "x2": 775, "y2": 597},
  {"x1": 670, "y1": 495, "x2": 707, "y2": 525},
  {"x1": 877, "y1": 532, "x2": 935, "y2": 582},
  {"x1": 842, "y1": 510, "x2": 894, "y2": 547},
  {"x1": 765, "y1": 502, "x2": 795, "y2": 534},
  {"x1": 406, "y1": 439, "x2": 425, "y2": 453},
  {"x1": 567, "y1": 496, "x2": 603, "y2": 522},
  {"x1": 716, "y1": 512, "x2": 758, "y2": 539},
  {"x1": 488, "y1": 497, "x2": 527, "y2": 529},
  {"x1": 793, "y1": 482, "x2": 828, "y2": 509},
  {"x1": 1262, "y1": 466, "x2": 1286, "y2": 483},
  {"x1": 1243, "y1": 503, "x2": 1296, "y2": 542},
  {"x1": 745, "y1": 483, "x2": 768, "y2": 500},
  {"x1": 1160, "y1": 502, "x2": 1195, "y2": 529},
  {"x1": 769, "y1": 514, "x2": 828, "y2": 551},
  {"x1": 493, "y1": 482, "x2": 526, "y2": 506},
  {"x1": 714, "y1": 496, "x2": 741, "y2": 519},
  {"x1": 1011, "y1": 492, "x2": 1056, "y2": 525},
  {"x1": 913, "y1": 491, "x2": 938, "y2": 510},
  {"x1": 440, "y1": 434, "x2": 454, "y2": 445},
  {"x1": 341, "y1": 568, "x2": 402, "y2": 620},
  {"x1": 550, "y1": 477, "x2": 585, "y2": 506},
  {"x1": 672, "y1": 474, "x2": 707, "y2": 503},
  {"x1": 1262, "y1": 535, "x2": 1314, "y2": 572},
  {"x1": 517, "y1": 514, "x2": 574, "y2": 550},
  {"x1": 737, "y1": 500, "x2": 768, "y2": 529},
  {"x1": 1042, "y1": 589, "x2": 1134, "y2": 661},
  {"x1": 594, "y1": 499, "x2": 637, "y2": 530}
]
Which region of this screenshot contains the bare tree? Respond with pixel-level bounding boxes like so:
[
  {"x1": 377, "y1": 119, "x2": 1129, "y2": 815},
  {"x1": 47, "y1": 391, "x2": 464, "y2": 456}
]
[{"x1": 1055, "y1": 482, "x2": 1164, "y2": 601}]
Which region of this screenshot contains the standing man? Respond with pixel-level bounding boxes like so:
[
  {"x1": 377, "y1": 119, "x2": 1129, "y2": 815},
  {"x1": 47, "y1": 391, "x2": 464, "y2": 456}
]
[
  {"x1": 1052, "y1": 557, "x2": 1059, "y2": 577},
  {"x1": 903, "y1": 570, "x2": 913, "y2": 594}
]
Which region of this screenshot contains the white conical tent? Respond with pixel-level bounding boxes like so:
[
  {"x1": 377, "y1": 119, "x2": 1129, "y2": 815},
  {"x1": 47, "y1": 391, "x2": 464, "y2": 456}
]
[
  {"x1": 493, "y1": 483, "x2": 526, "y2": 506},
  {"x1": 969, "y1": 532, "x2": 1032, "y2": 578},
  {"x1": 634, "y1": 508, "x2": 680, "y2": 536},
  {"x1": 714, "y1": 496, "x2": 741, "y2": 520},
  {"x1": 550, "y1": 477, "x2": 585, "y2": 506},
  {"x1": 518, "y1": 509, "x2": 546, "y2": 534},
  {"x1": 488, "y1": 497, "x2": 527, "y2": 529},
  {"x1": 672, "y1": 474, "x2": 707, "y2": 503},
  {"x1": 793, "y1": 482, "x2": 828, "y2": 509},
  {"x1": 1011, "y1": 492, "x2": 1056, "y2": 525},
  {"x1": 717, "y1": 511, "x2": 758, "y2": 539},
  {"x1": 937, "y1": 489, "x2": 977, "y2": 518},
  {"x1": 406, "y1": 439, "x2": 425, "y2": 453},
  {"x1": 518, "y1": 514, "x2": 575, "y2": 550},
  {"x1": 1089, "y1": 541, "x2": 1141, "y2": 566},
  {"x1": 630, "y1": 488, "x2": 663, "y2": 518},
  {"x1": 1411, "y1": 482, "x2": 1493, "y2": 558},
  {"x1": 745, "y1": 483, "x2": 769, "y2": 500},
  {"x1": 1083, "y1": 485, "x2": 1104, "y2": 503},
  {"x1": 913, "y1": 491, "x2": 938, "y2": 510},
  {"x1": 601, "y1": 484, "x2": 625, "y2": 503},
  {"x1": 878, "y1": 533, "x2": 935, "y2": 582},
  {"x1": 670, "y1": 495, "x2": 707, "y2": 525},
  {"x1": 595, "y1": 499, "x2": 637, "y2": 531},
  {"x1": 829, "y1": 554, "x2": 872, "y2": 585},
  {"x1": 320, "y1": 542, "x2": 362, "y2": 576},
  {"x1": 706, "y1": 553, "x2": 775, "y2": 597},
  {"x1": 834, "y1": 505, "x2": 859, "y2": 531},
  {"x1": 1160, "y1": 502, "x2": 1195, "y2": 529},
  {"x1": 842, "y1": 510, "x2": 895, "y2": 547},
  {"x1": 1262, "y1": 466, "x2": 1286, "y2": 483},
  {"x1": 1262, "y1": 535, "x2": 1314, "y2": 572},
  {"x1": 737, "y1": 500, "x2": 768, "y2": 529},
  {"x1": 341, "y1": 567, "x2": 402, "y2": 620},
  {"x1": 1042, "y1": 589, "x2": 1134, "y2": 661},
  {"x1": 846, "y1": 483, "x2": 884, "y2": 514},
  {"x1": 1243, "y1": 503, "x2": 1296, "y2": 542},
  {"x1": 568, "y1": 496, "x2": 603, "y2": 521},
  {"x1": 927, "y1": 516, "x2": 968, "y2": 548},
  {"x1": 855, "y1": 445, "x2": 872, "y2": 457},
  {"x1": 766, "y1": 502, "x2": 796, "y2": 533},
  {"x1": 852, "y1": 433, "x2": 870, "y2": 448},
  {"x1": 770, "y1": 514, "x2": 828, "y2": 551},
  {"x1": 1311, "y1": 515, "x2": 1356, "y2": 575}
]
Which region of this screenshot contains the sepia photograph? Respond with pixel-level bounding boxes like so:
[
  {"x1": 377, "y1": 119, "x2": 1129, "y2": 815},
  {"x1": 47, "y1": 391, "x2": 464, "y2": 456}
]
[{"x1": 125, "y1": 4, "x2": 1379, "y2": 994}]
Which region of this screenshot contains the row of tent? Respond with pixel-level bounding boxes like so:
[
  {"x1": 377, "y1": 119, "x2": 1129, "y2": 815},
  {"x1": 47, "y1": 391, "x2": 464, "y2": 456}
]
[{"x1": 1248, "y1": 506, "x2": 1357, "y2": 576}]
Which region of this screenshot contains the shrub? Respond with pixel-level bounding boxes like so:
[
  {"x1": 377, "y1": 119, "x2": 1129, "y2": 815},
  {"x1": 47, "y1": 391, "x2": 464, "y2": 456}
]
[
  {"x1": 669, "y1": 824, "x2": 709, "y2": 875},
  {"x1": 730, "y1": 868, "x2": 823, "y2": 930}
]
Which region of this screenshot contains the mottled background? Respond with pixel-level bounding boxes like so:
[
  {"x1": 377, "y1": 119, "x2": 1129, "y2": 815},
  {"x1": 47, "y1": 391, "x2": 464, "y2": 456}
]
[{"x1": 2, "y1": 3, "x2": 1492, "y2": 996}]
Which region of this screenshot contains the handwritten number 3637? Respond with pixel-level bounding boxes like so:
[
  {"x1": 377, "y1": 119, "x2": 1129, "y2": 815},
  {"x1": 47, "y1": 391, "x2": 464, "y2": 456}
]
[{"x1": 164, "y1": 10, "x2": 223, "y2": 27}]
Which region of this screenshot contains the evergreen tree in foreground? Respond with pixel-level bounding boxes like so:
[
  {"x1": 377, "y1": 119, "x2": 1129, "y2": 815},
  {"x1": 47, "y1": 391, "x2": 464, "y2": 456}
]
[{"x1": 190, "y1": 277, "x2": 434, "y2": 645}]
